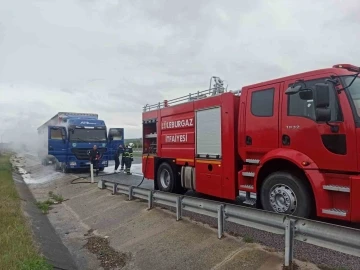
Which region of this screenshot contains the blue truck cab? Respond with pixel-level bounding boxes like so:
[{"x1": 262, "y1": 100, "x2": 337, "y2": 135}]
[{"x1": 37, "y1": 112, "x2": 124, "y2": 173}]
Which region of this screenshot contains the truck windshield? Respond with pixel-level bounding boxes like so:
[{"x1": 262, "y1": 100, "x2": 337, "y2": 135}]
[
  {"x1": 69, "y1": 129, "x2": 107, "y2": 142},
  {"x1": 344, "y1": 76, "x2": 360, "y2": 117}
]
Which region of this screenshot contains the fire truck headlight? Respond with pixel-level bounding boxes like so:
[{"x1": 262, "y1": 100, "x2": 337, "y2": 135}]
[
  {"x1": 102, "y1": 161, "x2": 108, "y2": 165},
  {"x1": 69, "y1": 161, "x2": 76, "y2": 166}
]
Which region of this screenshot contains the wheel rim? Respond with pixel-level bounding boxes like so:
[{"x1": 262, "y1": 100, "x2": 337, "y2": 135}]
[
  {"x1": 160, "y1": 169, "x2": 171, "y2": 188},
  {"x1": 268, "y1": 184, "x2": 297, "y2": 214}
]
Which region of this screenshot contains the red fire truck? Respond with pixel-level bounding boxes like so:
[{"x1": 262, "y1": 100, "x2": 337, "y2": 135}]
[{"x1": 142, "y1": 64, "x2": 360, "y2": 223}]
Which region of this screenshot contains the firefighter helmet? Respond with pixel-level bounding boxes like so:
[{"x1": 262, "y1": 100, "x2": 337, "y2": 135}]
[{"x1": 128, "y1": 142, "x2": 134, "y2": 148}]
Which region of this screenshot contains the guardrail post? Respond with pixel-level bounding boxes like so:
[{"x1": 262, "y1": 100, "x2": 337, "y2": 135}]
[
  {"x1": 128, "y1": 186, "x2": 134, "y2": 201},
  {"x1": 176, "y1": 196, "x2": 182, "y2": 221},
  {"x1": 284, "y1": 217, "x2": 295, "y2": 267},
  {"x1": 97, "y1": 179, "x2": 105, "y2": 189},
  {"x1": 147, "y1": 190, "x2": 153, "y2": 210},
  {"x1": 90, "y1": 164, "x2": 94, "y2": 183},
  {"x1": 112, "y1": 183, "x2": 118, "y2": 195},
  {"x1": 217, "y1": 204, "x2": 225, "y2": 239}
]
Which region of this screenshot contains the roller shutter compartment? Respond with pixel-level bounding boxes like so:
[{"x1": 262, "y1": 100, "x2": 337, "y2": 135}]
[{"x1": 195, "y1": 107, "x2": 222, "y2": 158}]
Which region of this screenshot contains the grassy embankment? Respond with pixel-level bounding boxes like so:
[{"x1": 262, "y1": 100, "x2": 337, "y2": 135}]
[{"x1": 0, "y1": 154, "x2": 52, "y2": 270}]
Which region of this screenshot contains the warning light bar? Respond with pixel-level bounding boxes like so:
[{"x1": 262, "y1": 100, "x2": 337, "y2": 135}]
[{"x1": 333, "y1": 64, "x2": 360, "y2": 73}]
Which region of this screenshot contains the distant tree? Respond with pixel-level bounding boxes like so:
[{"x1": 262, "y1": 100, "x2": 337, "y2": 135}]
[{"x1": 125, "y1": 138, "x2": 142, "y2": 148}]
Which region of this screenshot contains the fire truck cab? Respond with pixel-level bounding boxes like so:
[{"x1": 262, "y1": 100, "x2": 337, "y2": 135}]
[{"x1": 142, "y1": 65, "x2": 360, "y2": 223}]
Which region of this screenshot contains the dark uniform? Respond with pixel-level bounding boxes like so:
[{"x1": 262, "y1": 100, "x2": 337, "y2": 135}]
[
  {"x1": 89, "y1": 148, "x2": 101, "y2": 176},
  {"x1": 114, "y1": 145, "x2": 124, "y2": 171},
  {"x1": 123, "y1": 146, "x2": 133, "y2": 175},
  {"x1": 120, "y1": 152, "x2": 125, "y2": 171}
]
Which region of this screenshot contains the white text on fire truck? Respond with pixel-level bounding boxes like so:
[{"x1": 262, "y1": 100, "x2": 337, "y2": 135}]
[
  {"x1": 161, "y1": 118, "x2": 194, "y2": 130},
  {"x1": 165, "y1": 134, "x2": 188, "y2": 143}
]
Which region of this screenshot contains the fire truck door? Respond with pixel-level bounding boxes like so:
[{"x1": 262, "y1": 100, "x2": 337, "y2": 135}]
[
  {"x1": 281, "y1": 74, "x2": 357, "y2": 172},
  {"x1": 108, "y1": 128, "x2": 124, "y2": 160},
  {"x1": 48, "y1": 126, "x2": 67, "y2": 163},
  {"x1": 244, "y1": 83, "x2": 281, "y2": 159}
]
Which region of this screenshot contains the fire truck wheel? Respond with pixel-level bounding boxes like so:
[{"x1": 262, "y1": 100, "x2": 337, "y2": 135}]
[
  {"x1": 260, "y1": 171, "x2": 311, "y2": 218},
  {"x1": 157, "y1": 162, "x2": 175, "y2": 192}
]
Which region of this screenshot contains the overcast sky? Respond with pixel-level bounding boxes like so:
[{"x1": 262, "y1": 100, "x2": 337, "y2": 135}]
[{"x1": 1, "y1": 0, "x2": 360, "y2": 143}]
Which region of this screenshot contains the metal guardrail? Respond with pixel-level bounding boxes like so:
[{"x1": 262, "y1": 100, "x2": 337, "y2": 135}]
[{"x1": 98, "y1": 179, "x2": 360, "y2": 267}]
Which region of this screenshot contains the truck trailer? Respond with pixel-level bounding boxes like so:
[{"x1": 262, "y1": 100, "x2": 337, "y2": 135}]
[
  {"x1": 142, "y1": 64, "x2": 360, "y2": 223},
  {"x1": 37, "y1": 112, "x2": 124, "y2": 172}
]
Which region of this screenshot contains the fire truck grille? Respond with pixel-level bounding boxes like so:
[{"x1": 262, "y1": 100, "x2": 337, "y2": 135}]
[{"x1": 71, "y1": 148, "x2": 107, "y2": 160}]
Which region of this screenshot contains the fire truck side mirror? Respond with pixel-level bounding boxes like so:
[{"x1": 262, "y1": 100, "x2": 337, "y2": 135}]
[
  {"x1": 314, "y1": 83, "x2": 331, "y2": 122},
  {"x1": 299, "y1": 90, "x2": 313, "y2": 100},
  {"x1": 315, "y1": 107, "x2": 331, "y2": 122},
  {"x1": 286, "y1": 84, "x2": 313, "y2": 100},
  {"x1": 285, "y1": 85, "x2": 302, "y2": 95},
  {"x1": 314, "y1": 83, "x2": 330, "y2": 108}
]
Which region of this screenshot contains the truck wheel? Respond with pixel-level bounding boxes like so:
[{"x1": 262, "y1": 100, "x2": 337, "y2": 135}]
[
  {"x1": 260, "y1": 171, "x2": 312, "y2": 218},
  {"x1": 157, "y1": 162, "x2": 175, "y2": 193}
]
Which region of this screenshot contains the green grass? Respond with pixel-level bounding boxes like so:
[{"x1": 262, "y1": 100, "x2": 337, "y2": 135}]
[
  {"x1": 48, "y1": 191, "x2": 64, "y2": 203},
  {"x1": 35, "y1": 192, "x2": 64, "y2": 214},
  {"x1": 318, "y1": 266, "x2": 348, "y2": 270},
  {"x1": 243, "y1": 235, "x2": 254, "y2": 243},
  {"x1": 35, "y1": 200, "x2": 54, "y2": 214},
  {"x1": 18, "y1": 258, "x2": 52, "y2": 270},
  {"x1": 0, "y1": 154, "x2": 52, "y2": 270}
]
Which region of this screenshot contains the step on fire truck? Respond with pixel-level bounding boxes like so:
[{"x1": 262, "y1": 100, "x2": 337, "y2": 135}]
[{"x1": 142, "y1": 65, "x2": 360, "y2": 223}]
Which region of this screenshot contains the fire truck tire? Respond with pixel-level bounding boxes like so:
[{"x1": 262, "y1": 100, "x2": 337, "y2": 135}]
[
  {"x1": 260, "y1": 171, "x2": 311, "y2": 218},
  {"x1": 157, "y1": 162, "x2": 176, "y2": 193}
]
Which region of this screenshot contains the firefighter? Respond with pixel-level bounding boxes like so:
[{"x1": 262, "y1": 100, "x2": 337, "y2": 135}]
[
  {"x1": 123, "y1": 143, "x2": 134, "y2": 175},
  {"x1": 114, "y1": 144, "x2": 124, "y2": 173},
  {"x1": 88, "y1": 145, "x2": 101, "y2": 176}
]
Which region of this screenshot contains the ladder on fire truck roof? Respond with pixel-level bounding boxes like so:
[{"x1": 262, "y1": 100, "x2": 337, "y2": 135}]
[{"x1": 143, "y1": 76, "x2": 242, "y2": 112}]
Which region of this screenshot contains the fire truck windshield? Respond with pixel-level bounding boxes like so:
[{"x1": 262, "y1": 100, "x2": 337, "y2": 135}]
[
  {"x1": 344, "y1": 76, "x2": 360, "y2": 117},
  {"x1": 69, "y1": 128, "x2": 107, "y2": 142}
]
